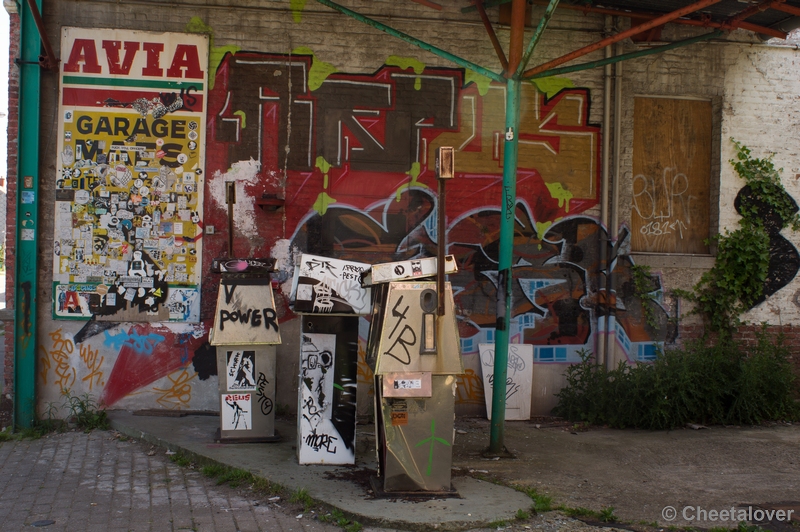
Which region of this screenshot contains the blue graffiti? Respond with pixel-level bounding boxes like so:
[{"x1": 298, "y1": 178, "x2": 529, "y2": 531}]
[{"x1": 104, "y1": 329, "x2": 166, "y2": 356}]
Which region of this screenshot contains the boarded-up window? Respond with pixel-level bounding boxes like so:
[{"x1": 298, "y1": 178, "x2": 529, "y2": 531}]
[{"x1": 632, "y1": 97, "x2": 711, "y2": 254}]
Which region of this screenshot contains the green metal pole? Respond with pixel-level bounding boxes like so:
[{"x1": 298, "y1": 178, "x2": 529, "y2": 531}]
[
  {"x1": 14, "y1": 0, "x2": 42, "y2": 429},
  {"x1": 525, "y1": 30, "x2": 724, "y2": 80},
  {"x1": 488, "y1": 76, "x2": 520, "y2": 455},
  {"x1": 314, "y1": 0, "x2": 505, "y2": 83}
]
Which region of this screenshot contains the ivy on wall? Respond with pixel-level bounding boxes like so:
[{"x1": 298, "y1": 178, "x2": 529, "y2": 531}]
[{"x1": 676, "y1": 139, "x2": 800, "y2": 333}]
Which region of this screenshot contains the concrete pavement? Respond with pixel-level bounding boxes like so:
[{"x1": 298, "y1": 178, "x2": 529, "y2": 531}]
[
  {"x1": 0, "y1": 430, "x2": 343, "y2": 531},
  {"x1": 0, "y1": 424, "x2": 613, "y2": 532},
  {"x1": 5, "y1": 411, "x2": 800, "y2": 531},
  {"x1": 108, "y1": 411, "x2": 800, "y2": 531}
]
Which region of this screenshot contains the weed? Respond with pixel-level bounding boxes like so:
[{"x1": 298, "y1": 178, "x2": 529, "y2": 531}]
[
  {"x1": 515, "y1": 509, "x2": 530, "y2": 520},
  {"x1": 563, "y1": 507, "x2": 594, "y2": 518},
  {"x1": 62, "y1": 391, "x2": 109, "y2": 431},
  {"x1": 169, "y1": 452, "x2": 192, "y2": 467},
  {"x1": 599, "y1": 506, "x2": 617, "y2": 523},
  {"x1": 290, "y1": 487, "x2": 313, "y2": 511},
  {"x1": 487, "y1": 519, "x2": 507, "y2": 528},
  {"x1": 318, "y1": 509, "x2": 361, "y2": 531},
  {"x1": 216, "y1": 468, "x2": 251, "y2": 488},
  {"x1": 201, "y1": 464, "x2": 227, "y2": 478},
  {"x1": 514, "y1": 485, "x2": 553, "y2": 513}
]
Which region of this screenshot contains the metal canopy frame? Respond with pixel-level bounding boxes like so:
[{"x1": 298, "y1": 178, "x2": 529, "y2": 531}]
[{"x1": 313, "y1": 0, "x2": 791, "y2": 454}]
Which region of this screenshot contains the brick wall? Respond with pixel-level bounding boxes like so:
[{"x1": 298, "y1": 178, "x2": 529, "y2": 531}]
[{"x1": 4, "y1": 8, "x2": 19, "y2": 398}]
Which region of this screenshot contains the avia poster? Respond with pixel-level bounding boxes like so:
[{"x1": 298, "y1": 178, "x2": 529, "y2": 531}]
[{"x1": 53, "y1": 28, "x2": 208, "y2": 322}]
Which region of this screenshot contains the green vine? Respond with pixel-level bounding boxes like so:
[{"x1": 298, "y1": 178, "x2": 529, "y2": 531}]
[
  {"x1": 630, "y1": 264, "x2": 659, "y2": 330},
  {"x1": 677, "y1": 139, "x2": 797, "y2": 333}
]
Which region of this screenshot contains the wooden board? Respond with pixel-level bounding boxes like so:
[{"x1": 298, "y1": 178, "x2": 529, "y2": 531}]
[{"x1": 632, "y1": 98, "x2": 711, "y2": 254}]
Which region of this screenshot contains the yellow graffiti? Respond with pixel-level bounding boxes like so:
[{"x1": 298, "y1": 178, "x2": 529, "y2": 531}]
[
  {"x1": 546, "y1": 182, "x2": 573, "y2": 212},
  {"x1": 79, "y1": 344, "x2": 104, "y2": 391},
  {"x1": 290, "y1": 0, "x2": 308, "y2": 23},
  {"x1": 293, "y1": 47, "x2": 338, "y2": 91},
  {"x1": 455, "y1": 369, "x2": 484, "y2": 406},
  {"x1": 313, "y1": 156, "x2": 336, "y2": 214},
  {"x1": 395, "y1": 162, "x2": 430, "y2": 202},
  {"x1": 386, "y1": 55, "x2": 426, "y2": 90},
  {"x1": 535, "y1": 221, "x2": 553, "y2": 242},
  {"x1": 530, "y1": 76, "x2": 575, "y2": 99},
  {"x1": 153, "y1": 368, "x2": 197, "y2": 409},
  {"x1": 40, "y1": 329, "x2": 76, "y2": 392},
  {"x1": 233, "y1": 110, "x2": 246, "y2": 128},
  {"x1": 465, "y1": 69, "x2": 492, "y2": 96}
]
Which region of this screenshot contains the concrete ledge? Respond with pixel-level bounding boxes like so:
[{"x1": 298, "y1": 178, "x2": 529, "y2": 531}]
[{"x1": 108, "y1": 411, "x2": 533, "y2": 532}]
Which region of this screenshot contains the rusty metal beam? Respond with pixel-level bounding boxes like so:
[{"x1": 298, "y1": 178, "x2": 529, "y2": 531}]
[
  {"x1": 524, "y1": 30, "x2": 724, "y2": 80},
  {"x1": 474, "y1": 0, "x2": 508, "y2": 72},
  {"x1": 507, "y1": 0, "x2": 527, "y2": 74},
  {"x1": 523, "y1": 0, "x2": 722, "y2": 78},
  {"x1": 773, "y1": 2, "x2": 800, "y2": 16},
  {"x1": 527, "y1": 0, "x2": 787, "y2": 40},
  {"x1": 728, "y1": 0, "x2": 785, "y2": 24}
]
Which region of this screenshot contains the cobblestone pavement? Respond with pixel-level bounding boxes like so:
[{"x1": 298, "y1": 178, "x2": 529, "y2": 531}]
[
  {"x1": 0, "y1": 429, "x2": 615, "y2": 532},
  {"x1": 0, "y1": 430, "x2": 347, "y2": 532}
]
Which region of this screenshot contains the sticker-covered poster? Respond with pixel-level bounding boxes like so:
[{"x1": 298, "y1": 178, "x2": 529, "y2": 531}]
[{"x1": 53, "y1": 28, "x2": 208, "y2": 321}]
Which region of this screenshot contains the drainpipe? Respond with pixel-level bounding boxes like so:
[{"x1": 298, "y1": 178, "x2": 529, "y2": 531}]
[
  {"x1": 13, "y1": 0, "x2": 42, "y2": 429},
  {"x1": 597, "y1": 16, "x2": 612, "y2": 368},
  {"x1": 607, "y1": 37, "x2": 623, "y2": 370}
]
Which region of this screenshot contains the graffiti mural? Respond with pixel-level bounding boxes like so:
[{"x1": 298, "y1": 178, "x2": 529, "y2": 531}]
[
  {"x1": 53, "y1": 28, "x2": 208, "y2": 322},
  {"x1": 199, "y1": 50, "x2": 666, "y2": 408}
]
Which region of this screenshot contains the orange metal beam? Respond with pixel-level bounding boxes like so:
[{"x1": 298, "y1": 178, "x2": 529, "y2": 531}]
[
  {"x1": 474, "y1": 0, "x2": 509, "y2": 71},
  {"x1": 507, "y1": 0, "x2": 526, "y2": 74},
  {"x1": 524, "y1": 0, "x2": 722, "y2": 77},
  {"x1": 529, "y1": 0, "x2": 787, "y2": 40},
  {"x1": 772, "y1": 2, "x2": 800, "y2": 16},
  {"x1": 728, "y1": 0, "x2": 785, "y2": 24}
]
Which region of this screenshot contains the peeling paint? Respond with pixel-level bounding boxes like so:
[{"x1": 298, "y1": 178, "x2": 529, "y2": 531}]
[{"x1": 209, "y1": 159, "x2": 262, "y2": 245}]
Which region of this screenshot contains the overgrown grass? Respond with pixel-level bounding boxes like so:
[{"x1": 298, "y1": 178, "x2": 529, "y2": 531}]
[{"x1": 553, "y1": 330, "x2": 800, "y2": 430}]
